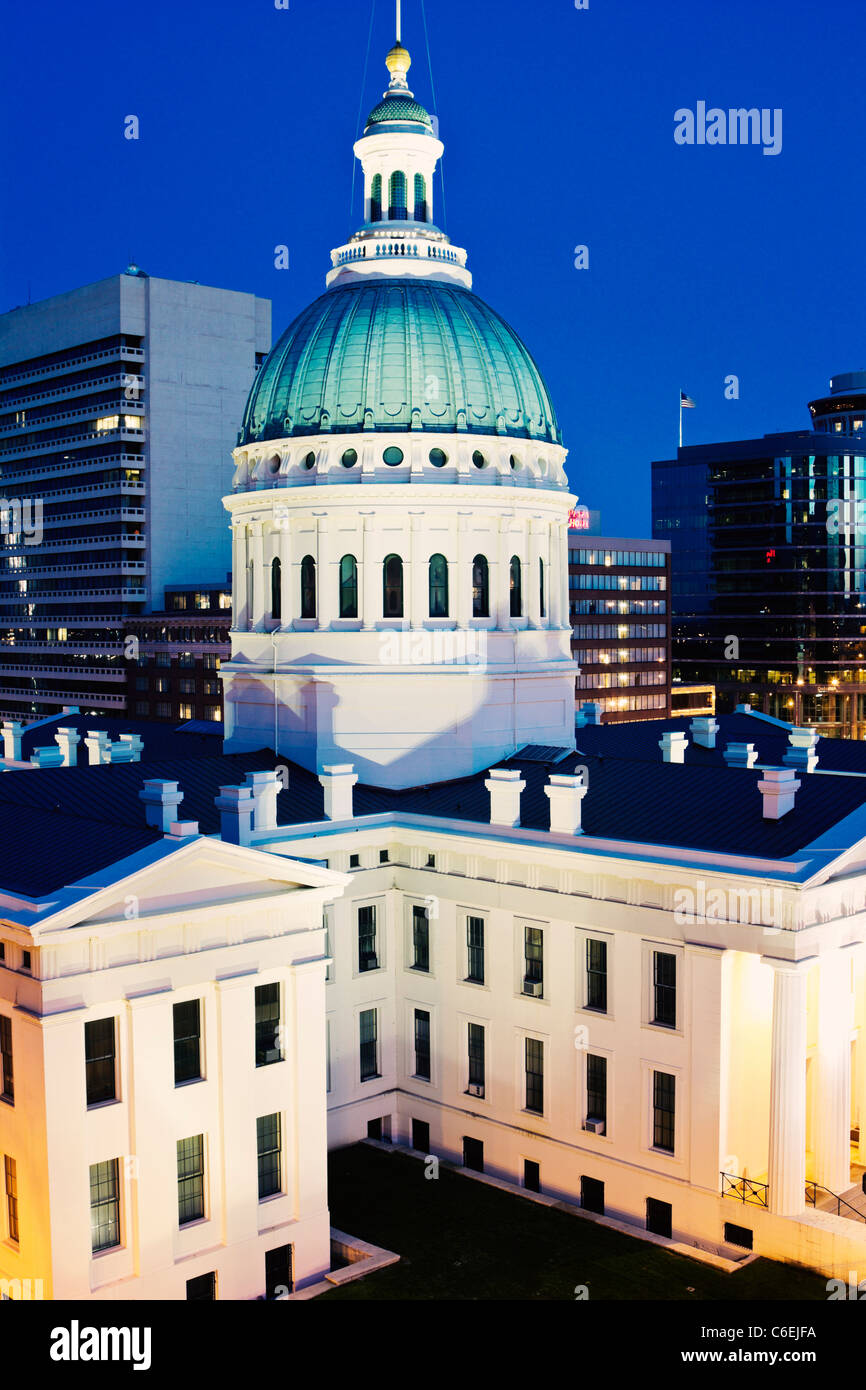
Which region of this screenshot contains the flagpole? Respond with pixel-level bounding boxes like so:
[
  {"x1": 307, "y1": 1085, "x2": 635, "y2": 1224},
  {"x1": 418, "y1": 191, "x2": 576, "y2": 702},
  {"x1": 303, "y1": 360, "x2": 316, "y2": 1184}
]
[
  {"x1": 678, "y1": 391, "x2": 682, "y2": 450},
  {"x1": 396, "y1": 0, "x2": 401, "y2": 42}
]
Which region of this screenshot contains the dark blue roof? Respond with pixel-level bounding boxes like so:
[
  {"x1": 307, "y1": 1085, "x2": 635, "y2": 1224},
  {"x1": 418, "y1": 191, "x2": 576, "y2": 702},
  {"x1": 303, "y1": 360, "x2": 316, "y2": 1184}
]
[
  {"x1": 4, "y1": 713, "x2": 866, "y2": 897},
  {"x1": 15, "y1": 713, "x2": 223, "y2": 765}
]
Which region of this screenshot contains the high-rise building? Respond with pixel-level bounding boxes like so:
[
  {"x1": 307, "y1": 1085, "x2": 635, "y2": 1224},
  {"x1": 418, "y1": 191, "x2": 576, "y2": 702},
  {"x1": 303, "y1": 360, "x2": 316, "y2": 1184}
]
[
  {"x1": 125, "y1": 581, "x2": 232, "y2": 725},
  {"x1": 652, "y1": 373, "x2": 866, "y2": 736},
  {"x1": 568, "y1": 532, "x2": 671, "y2": 722},
  {"x1": 0, "y1": 271, "x2": 270, "y2": 722}
]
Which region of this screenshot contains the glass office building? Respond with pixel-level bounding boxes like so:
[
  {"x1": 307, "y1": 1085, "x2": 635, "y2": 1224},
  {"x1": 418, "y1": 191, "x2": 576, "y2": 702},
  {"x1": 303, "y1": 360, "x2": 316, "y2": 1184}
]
[{"x1": 652, "y1": 374, "x2": 866, "y2": 737}]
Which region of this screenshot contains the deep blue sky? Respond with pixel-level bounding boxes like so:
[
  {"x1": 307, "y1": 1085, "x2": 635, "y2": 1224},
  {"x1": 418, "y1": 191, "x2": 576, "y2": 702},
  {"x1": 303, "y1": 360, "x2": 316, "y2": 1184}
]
[{"x1": 3, "y1": 0, "x2": 864, "y2": 534}]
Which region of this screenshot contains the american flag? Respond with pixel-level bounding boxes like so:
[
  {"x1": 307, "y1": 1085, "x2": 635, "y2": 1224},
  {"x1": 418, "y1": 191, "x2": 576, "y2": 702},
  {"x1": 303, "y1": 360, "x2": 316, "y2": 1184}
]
[{"x1": 680, "y1": 391, "x2": 696, "y2": 408}]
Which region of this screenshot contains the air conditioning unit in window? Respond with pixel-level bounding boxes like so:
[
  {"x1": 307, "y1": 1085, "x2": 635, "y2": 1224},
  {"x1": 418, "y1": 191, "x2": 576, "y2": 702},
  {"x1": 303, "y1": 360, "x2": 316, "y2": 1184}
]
[
  {"x1": 583, "y1": 1118, "x2": 605, "y2": 1135},
  {"x1": 522, "y1": 979, "x2": 543, "y2": 997},
  {"x1": 467, "y1": 1083, "x2": 485, "y2": 1098}
]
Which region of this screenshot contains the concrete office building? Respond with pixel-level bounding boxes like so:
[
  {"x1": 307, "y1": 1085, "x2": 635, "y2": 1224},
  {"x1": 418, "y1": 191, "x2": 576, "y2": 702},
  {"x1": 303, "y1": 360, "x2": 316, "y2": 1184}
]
[{"x1": 0, "y1": 272, "x2": 270, "y2": 722}]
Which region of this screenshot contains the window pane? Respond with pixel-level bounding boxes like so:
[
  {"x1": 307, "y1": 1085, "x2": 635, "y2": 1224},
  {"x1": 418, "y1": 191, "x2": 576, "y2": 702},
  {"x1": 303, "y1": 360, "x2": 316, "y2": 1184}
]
[
  {"x1": 173, "y1": 1000, "x2": 202, "y2": 1084},
  {"x1": 89, "y1": 1158, "x2": 119, "y2": 1252},
  {"x1": 255, "y1": 983, "x2": 282, "y2": 1067},
  {"x1": 177, "y1": 1135, "x2": 205, "y2": 1224},
  {"x1": 412, "y1": 905, "x2": 429, "y2": 971},
  {"x1": 85, "y1": 1018, "x2": 116, "y2": 1105},
  {"x1": 414, "y1": 1009, "x2": 431, "y2": 1080},
  {"x1": 257, "y1": 1113, "x2": 282, "y2": 1199},
  {"x1": 466, "y1": 916, "x2": 484, "y2": 983},
  {"x1": 360, "y1": 1008, "x2": 378, "y2": 1081}
]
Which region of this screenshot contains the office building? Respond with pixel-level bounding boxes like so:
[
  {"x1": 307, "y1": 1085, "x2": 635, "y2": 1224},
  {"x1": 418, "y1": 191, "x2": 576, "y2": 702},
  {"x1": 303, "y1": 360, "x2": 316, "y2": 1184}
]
[
  {"x1": 653, "y1": 375, "x2": 866, "y2": 735},
  {"x1": 125, "y1": 581, "x2": 231, "y2": 725},
  {"x1": 569, "y1": 533, "x2": 672, "y2": 722},
  {"x1": 0, "y1": 271, "x2": 269, "y2": 722}
]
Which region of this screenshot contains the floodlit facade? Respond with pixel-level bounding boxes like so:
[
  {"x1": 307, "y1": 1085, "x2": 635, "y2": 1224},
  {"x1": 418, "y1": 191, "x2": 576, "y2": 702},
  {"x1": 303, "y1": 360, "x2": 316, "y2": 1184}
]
[{"x1": 3, "y1": 25, "x2": 866, "y2": 1304}]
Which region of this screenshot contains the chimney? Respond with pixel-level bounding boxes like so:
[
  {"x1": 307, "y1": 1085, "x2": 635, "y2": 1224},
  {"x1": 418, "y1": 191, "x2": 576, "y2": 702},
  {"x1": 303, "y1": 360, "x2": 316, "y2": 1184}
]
[
  {"x1": 544, "y1": 772, "x2": 588, "y2": 835},
  {"x1": 576, "y1": 702, "x2": 602, "y2": 728},
  {"x1": 1, "y1": 721, "x2": 23, "y2": 761},
  {"x1": 659, "y1": 730, "x2": 688, "y2": 764},
  {"x1": 758, "y1": 766, "x2": 801, "y2": 819},
  {"x1": 108, "y1": 741, "x2": 135, "y2": 764},
  {"x1": 723, "y1": 741, "x2": 757, "y2": 769},
  {"x1": 31, "y1": 746, "x2": 64, "y2": 768},
  {"x1": 214, "y1": 785, "x2": 254, "y2": 846},
  {"x1": 783, "y1": 727, "x2": 819, "y2": 774},
  {"x1": 139, "y1": 780, "x2": 184, "y2": 832},
  {"x1": 690, "y1": 716, "x2": 720, "y2": 749},
  {"x1": 168, "y1": 820, "x2": 199, "y2": 839},
  {"x1": 485, "y1": 768, "x2": 525, "y2": 828},
  {"x1": 245, "y1": 769, "x2": 281, "y2": 831},
  {"x1": 117, "y1": 733, "x2": 144, "y2": 763},
  {"x1": 84, "y1": 730, "x2": 112, "y2": 766},
  {"x1": 54, "y1": 727, "x2": 81, "y2": 767},
  {"x1": 318, "y1": 764, "x2": 358, "y2": 821}
]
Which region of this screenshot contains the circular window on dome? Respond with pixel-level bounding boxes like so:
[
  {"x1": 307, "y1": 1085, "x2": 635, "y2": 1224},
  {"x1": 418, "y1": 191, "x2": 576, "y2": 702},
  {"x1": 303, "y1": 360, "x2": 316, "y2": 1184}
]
[
  {"x1": 472, "y1": 450, "x2": 486, "y2": 469},
  {"x1": 510, "y1": 454, "x2": 521, "y2": 471},
  {"x1": 301, "y1": 451, "x2": 316, "y2": 470},
  {"x1": 341, "y1": 448, "x2": 358, "y2": 468},
  {"x1": 383, "y1": 446, "x2": 404, "y2": 466},
  {"x1": 429, "y1": 448, "x2": 448, "y2": 468},
  {"x1": 267, "y1": 455, "x2": 281, "y2": 475}
]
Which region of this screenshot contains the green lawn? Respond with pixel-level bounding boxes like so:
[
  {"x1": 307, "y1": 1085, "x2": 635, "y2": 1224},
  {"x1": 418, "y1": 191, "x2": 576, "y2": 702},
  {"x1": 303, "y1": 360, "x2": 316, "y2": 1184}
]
[{"x1": 322, "y1": 1143, "x2": 829, "y2": 1301}]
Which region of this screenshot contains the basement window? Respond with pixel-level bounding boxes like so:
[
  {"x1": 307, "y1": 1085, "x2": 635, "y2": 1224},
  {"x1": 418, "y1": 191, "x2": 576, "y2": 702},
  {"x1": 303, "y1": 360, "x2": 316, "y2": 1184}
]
[
  {"x1": 349, "y1": 854, "x2": 360, "y2": 869},
  {"x1": 724, "y1": 1222, "x2": 753, "y2": 1250},
  {"x1": 379, "y1": 850, "x2": 389, "y2": 864}
]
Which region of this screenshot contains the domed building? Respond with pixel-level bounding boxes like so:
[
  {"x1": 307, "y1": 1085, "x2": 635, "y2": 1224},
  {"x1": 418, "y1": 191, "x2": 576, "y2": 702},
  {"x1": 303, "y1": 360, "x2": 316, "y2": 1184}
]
[{"x1": 222, "y1": 34, "x2": 577, "y2": 787}]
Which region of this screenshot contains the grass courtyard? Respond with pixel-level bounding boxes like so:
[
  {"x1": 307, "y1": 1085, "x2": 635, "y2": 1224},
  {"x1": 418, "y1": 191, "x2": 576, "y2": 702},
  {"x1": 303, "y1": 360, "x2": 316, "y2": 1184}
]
[{"x1": 321, "y1": 1143, "x2": 829, "y2": 1301}]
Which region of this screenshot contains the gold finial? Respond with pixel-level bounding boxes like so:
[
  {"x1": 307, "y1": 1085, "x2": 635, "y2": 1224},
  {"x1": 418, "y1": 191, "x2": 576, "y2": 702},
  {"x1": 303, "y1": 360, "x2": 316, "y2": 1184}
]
[{"x1": 386, "y1": 41, "x2": 411, "y2": 83}]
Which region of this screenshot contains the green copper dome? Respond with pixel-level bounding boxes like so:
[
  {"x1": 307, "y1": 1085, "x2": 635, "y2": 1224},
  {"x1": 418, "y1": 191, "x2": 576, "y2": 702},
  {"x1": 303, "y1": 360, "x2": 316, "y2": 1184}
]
[
  {"x1": 239, "y1": 279, "x2": 562, "y2": 445},
  {"x1": 366, "y1": 94, "x2": 433, "y2": 131}
]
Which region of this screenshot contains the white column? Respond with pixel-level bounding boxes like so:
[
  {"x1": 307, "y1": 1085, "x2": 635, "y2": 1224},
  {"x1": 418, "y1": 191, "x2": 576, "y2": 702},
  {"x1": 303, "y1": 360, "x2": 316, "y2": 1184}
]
[
  {"x1": 234, "y1": 523, "x2": 249, "y2": 629},
  {"x1": 278, "y1": 522, "x2": 291, "y2": 627},
  {"x1": 528, "y1": 521, "x2": 542, "y2": 629},
  {"x1": 250, "y1": 523, "x2": 265, "y2": 630},
  {"x1": 497, "y1": 516, "x2": 513, "y2": 628},
  {"x1": 410, "y1": 515, "x2": 424, "y2": 628},
  {"x1": 815, "y1": 947, "x2": 854, "y2": 1193},
  {"x1": 766, "y1": 957, "x2": 810, "y2": 1216},
  {"x1": 548, "y1": 520, "x2": 561, "y2": 630},
  {"x1": 317, "y1": 516, "x2": 334, "y2": 629},
  {"x1": 361, "y1": 514, "x2": 377, "y2": 629},
  {"x1": 456, "y1": 514, "x2": 471, "y2": 629}
]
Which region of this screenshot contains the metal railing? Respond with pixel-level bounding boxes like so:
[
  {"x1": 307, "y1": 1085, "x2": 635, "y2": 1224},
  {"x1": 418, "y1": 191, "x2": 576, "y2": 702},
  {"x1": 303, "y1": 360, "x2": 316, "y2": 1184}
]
[
  {"x1": 805, "y1": 1180, "x2": 866, "y2": 1224},
  {"x1": 720, "y1": 1172, "x2": 769, "y2": 1208}
]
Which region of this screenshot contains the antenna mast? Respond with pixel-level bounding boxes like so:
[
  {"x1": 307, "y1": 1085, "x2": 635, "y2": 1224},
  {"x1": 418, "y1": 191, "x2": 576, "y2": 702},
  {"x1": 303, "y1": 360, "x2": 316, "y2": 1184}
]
[{"x1": 396, "y1": 0, "x2": 401, "y2": 41}]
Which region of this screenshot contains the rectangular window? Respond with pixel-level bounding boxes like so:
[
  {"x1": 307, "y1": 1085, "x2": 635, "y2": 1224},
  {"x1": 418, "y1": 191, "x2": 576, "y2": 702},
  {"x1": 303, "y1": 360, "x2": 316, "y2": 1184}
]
[
  {"x1": 653, "y1": 1071, "x2": 676, "y2": 1153},
  {"x1": 254, "y1": 983, "x2": 283, "y2": 1067},
  {"x1": 412, "y1": 905, "x2": 430, "y2": 971},
  {"x1": 652, "y1": 951, "x2": 677, "y2": 1028},
  {"x1": 358, "y1": 905, "x2": 378, "y2": 972},
  {"x1": 349, "y1": 853, "x2": 360, "y2": 869},
  {"x1": 257, "y1": 1113, "x2": 282, "y2": 1200},
  {"x1": 85, "y1": 1018, "x2": 116, "y2": 1105},
  {"x1": 525, "y1": 1037, "x2": 544, "y2": 1114},
  {"x1": 177, "y1": 1135, "x2": 205, "y2": 1225},
  {"x1": 523, "y1": 926, "x2": 543, "y2": 995},
  {"x1": 523, "y1": 1159, "x2": 541, "y2": 1193},
  {"x1": 4, "y1": 1155, "x2": 18, "y2": 1244},
  {"x1": 586, "y1": 1053, "x2": 607, "y2": 1124},
  {"x1": 173, "y1": 999, "x2": 202, "y2": 1084},
  {"x1": 467, "y1": 1022, "x2": 485, "y2": 1093},
  {"x1": 466, "y1": 916, "x2": 484, "y2": 984},
  {"x1": 413, "y1": 1009, "x2": 431, "y2": 1080},
  {"x1": 21, "y1": 952, "x2": 30, "y2": 973},
  {"x1": 359, "y1": 1008, "x2": 378, "y2": 1081},
  {"x1": 89, "y1": 1158, "x2": 119, "y2": 1253},
  {"x1": 586, "y1": 938, "x2": 607, "y2": 1011},
  {"x1": 186, "y1": 1271, "x2": 216, "y2": 1300},
  {"x1": 379, "y1": 849, "x2": 389, "y2": 864},
  {"x1": 0, "y1": 1016, "x2": 12, "y2": 1102},
  {"x1": 265, "y1": 1244, "x2": 293, "y2": 1299},
  {"x1": 412, "y1": 1118, "x2": 430, "y2": 1154}
]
